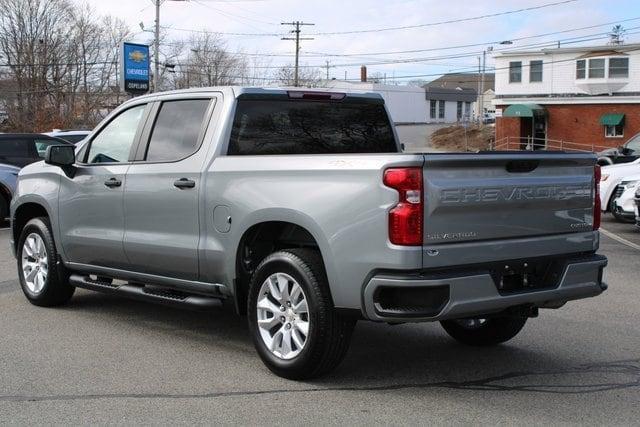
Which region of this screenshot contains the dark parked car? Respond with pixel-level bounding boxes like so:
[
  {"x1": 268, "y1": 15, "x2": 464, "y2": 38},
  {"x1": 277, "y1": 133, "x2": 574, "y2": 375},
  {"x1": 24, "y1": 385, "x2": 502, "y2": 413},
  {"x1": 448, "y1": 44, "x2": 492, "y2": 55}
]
[
  {"x1": 597, "y1": 132, "x2": 640, "y2": 166},
  {"x1": 0, "y1": 162, "x2": 19, "y2": 220},
  {"x1": 0, "y1": 134, "x2": 70, "y2": 168}
]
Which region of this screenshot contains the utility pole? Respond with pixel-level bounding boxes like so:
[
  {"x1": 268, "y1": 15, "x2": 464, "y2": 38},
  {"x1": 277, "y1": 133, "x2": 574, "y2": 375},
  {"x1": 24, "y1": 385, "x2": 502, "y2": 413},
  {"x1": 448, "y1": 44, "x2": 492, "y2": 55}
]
[
  {"x1": 150, "y1": 0, "x2": 187, "y2": 92},
  {"x1": 281, "y1": 21, "x2": 314, "y2": 87},
  {"x1": 325, "y1": 60, "x2": 330, "y2": 80},
  {"x1": 154, "y1": 0, "x2": 160, "y2": 93},
  {"x1": 477, "y1": 56, "x2": 481, "y2": 123}
]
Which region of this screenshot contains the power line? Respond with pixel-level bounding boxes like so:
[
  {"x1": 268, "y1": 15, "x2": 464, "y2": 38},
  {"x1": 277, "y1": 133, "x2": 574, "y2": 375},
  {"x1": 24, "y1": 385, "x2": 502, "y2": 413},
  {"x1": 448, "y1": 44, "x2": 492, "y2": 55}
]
[
  {"x1": 163, "y1": 0, "x2": 579, "y2": 38},
  {"x1": 304, "y1": 17, "x2": 640, "y2": 57},
  {"x1": 307, "y1": 0, "x2": 579, "y2": 36}
]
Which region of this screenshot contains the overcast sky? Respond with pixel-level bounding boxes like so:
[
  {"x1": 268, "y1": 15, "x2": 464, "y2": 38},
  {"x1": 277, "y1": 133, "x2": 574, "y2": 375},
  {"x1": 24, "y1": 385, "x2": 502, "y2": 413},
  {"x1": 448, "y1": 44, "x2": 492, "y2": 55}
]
[{"x1": 78, "y1": 0, "x2": 640, "y2": 83}]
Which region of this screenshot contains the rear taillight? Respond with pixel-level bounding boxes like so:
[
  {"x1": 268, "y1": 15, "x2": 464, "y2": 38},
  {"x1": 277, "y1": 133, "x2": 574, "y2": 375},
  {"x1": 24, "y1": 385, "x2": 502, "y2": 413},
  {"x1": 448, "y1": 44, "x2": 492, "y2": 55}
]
[
  {"x1": 383, "y1": 167, "x2": 423, "y2": 246},
  {"x1": 593, "y1": 164, "x2": 601, "y2": 230}
]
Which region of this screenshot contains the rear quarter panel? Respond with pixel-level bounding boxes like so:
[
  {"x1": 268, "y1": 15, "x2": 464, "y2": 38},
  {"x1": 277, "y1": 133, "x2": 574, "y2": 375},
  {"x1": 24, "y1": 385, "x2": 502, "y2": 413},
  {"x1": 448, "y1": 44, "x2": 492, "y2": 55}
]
[{"x1": 202, "y1": 154, "x2": 424, "y2": 309}]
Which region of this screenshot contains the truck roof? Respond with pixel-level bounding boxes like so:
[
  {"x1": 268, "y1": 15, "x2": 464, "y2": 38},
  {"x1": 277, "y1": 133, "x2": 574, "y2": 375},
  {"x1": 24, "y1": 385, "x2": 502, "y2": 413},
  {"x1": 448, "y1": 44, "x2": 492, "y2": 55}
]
[{"x1": 128, "y1": 86, "x2": 384, "y2": 103}]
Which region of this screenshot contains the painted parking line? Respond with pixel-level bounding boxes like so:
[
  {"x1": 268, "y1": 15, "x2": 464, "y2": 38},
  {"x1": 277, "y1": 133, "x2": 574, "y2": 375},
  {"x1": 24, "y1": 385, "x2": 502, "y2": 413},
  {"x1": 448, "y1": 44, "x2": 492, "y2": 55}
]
[{"x1": 601, "y1": 228, "x2": 640, "y2": 251}]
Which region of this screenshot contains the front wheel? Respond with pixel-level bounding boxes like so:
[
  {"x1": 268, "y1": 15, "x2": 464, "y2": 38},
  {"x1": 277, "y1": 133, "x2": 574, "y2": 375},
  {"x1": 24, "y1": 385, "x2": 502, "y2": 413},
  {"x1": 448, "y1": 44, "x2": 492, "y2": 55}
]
[
  {"x1": 247, "y1": 249, "x2": 355, "y2": 380},
  {"x1": 17, "y1": 217, "x2": 75, "y2": 307},
  {"x1": 440, "y1": 316, "x2": 527, "y2": 346}
]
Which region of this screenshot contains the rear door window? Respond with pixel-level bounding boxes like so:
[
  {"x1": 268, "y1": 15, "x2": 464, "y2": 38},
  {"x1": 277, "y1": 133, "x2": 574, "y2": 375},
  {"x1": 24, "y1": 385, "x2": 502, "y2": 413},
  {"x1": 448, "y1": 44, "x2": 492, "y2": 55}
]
[
  {"x1": 228, "y1": 99, "x2": 397, "y2": 155},
  {"x1": 145, "y1": 99, "x2": 211, "y2": 162}
]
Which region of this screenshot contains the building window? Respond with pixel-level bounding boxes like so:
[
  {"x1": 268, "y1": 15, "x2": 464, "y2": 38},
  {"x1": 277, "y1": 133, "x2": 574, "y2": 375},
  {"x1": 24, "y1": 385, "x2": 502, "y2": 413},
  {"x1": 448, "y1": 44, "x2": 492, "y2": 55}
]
[
  {"x1": 430, "y1": 100, "x2": 437, "y2": 119},
  {"x1": 605, "y1": 124, "x2": 624, "y2": 138},
  {"x1": 465, "y1": 101, "x2": 471, "y2": 116},
  {"x1": 509, "y1": 61, "x2": 522, "y2": 83},
  {"x1": 609, "y1": 57, "x2": 629, "y2": 78},
  {"x1": 529, "y1": 60, "x2": 543, "y2": 82},
  {"x1": 457, "y1": 101, "x2": 463, "y2": 120},
  {"x1": 576, "y1": 59, "x2": 586, "y2": 79},
  {"x1": 588, "y1": 58, "x2": 605, "y2": 78},
  {"x1": 438, "y1": 100, "x2": 445, "y2": 119}
]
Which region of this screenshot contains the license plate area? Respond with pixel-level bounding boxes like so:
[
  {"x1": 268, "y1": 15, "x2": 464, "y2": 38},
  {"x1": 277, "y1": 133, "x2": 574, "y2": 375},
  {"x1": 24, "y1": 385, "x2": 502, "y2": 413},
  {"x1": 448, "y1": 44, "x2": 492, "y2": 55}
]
[{"x1": 491, "y1": 258, "x2": 566, "y2": 294}]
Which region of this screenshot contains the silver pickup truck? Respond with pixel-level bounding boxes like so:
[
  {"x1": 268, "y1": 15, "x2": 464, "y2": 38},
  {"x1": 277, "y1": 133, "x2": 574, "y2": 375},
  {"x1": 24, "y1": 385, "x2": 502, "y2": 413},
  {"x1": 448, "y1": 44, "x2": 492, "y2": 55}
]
[{"x1": 10, "y1": 87, "x2": 607, "y2": 379}]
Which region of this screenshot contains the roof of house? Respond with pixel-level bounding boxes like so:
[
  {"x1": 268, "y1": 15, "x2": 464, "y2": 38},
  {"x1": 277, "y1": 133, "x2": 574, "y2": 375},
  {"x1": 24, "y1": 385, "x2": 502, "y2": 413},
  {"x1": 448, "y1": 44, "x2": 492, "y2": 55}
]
[
  {"x1": 424, "y1": 86, "x2": 477, "y2": 102},
  {"x1": 494, "y1": 43, "x2": 640, "y2": 57},
  {"x1": 425, "y1": 72, "x2": 494, "y2": 92}
]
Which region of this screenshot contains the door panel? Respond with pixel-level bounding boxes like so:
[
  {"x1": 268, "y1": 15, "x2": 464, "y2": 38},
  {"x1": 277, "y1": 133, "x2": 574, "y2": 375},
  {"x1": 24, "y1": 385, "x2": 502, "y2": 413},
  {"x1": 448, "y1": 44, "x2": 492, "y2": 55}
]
[
  {"x1": 123, "y1": 164, "x2": 201, "y2": 280},
  {"x1": 58, "y1": 164, "x2": 130, "y2": 268},
  {"x1": 58, "y1": 103, "x2": 149, "y2": 268},
  {"x1": 123, "y1": 98, "x2": 215, "y2": 281}
]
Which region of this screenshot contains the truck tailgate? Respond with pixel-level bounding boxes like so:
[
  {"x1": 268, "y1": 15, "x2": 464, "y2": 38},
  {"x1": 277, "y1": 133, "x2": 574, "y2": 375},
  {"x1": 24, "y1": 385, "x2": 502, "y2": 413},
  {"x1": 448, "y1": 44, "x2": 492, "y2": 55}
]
[{"x1": 423, "y1": 152, "x2": 596, "y2": 245}]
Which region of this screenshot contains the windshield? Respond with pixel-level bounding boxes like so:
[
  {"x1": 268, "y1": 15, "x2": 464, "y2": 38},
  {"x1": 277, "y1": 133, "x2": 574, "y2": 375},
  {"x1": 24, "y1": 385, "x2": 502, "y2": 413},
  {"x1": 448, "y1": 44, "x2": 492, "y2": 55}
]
[{"x1": 625, "y1": 134, "x2": 640, "y2": 153}]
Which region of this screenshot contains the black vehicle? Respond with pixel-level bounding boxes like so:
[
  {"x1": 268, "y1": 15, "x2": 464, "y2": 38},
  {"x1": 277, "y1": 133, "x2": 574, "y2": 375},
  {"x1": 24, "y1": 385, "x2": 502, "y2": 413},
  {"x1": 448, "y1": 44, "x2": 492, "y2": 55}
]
[
  {"x1": 597, "y1": 132, "x2": 640, "y2": 166},
  {"x1": 0, "y1": 134, "x2": 71, "y2": 168}
]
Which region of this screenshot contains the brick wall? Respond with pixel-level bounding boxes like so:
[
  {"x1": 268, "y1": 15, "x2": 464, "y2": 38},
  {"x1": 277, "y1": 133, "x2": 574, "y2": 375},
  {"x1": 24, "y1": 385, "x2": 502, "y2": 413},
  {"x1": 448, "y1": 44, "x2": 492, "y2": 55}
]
[{"x1": 496, "y1": 103, "x2": 640, "y2": 151}]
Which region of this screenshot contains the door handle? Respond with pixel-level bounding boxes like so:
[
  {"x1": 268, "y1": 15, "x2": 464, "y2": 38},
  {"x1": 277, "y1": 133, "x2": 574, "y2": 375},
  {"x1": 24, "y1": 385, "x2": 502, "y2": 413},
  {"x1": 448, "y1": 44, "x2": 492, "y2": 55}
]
[
  {"x1": 174, "y1": 178, "x2": 196, "y2": 189},
  {"x1": 104, "y1": 177, "x2": 122, "y2": 188}
]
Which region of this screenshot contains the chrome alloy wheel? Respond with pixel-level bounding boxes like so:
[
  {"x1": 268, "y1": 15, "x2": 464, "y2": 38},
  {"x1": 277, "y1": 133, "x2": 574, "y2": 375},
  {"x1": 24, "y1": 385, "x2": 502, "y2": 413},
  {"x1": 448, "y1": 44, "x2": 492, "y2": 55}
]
[
  {"x1": 21, "y1": 233, "x2": 48, "y2": 294},
  {"x1": 256, "y1": 272, "x2": 310, "y2": 360}
]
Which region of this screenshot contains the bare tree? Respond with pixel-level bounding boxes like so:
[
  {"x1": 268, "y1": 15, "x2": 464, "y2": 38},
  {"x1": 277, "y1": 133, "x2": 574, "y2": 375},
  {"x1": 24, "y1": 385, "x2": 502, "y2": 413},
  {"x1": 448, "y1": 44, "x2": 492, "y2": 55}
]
[
  {"x1": 275, "y1": 65, "x2": 322, "y2": 87},
  {"x1": 0, "y1": 0, "x2": 77, "y2": 131},
  {"x1": 174, "y1": 32, "x2": 247, "y2": 87}
]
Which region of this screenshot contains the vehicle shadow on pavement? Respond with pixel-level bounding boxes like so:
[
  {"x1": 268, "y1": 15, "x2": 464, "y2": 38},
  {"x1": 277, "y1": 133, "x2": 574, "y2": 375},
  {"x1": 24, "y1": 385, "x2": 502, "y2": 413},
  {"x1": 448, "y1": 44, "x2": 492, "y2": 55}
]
[{"x1": 63, "y1": 290, "x2": 640, "y2": 394}]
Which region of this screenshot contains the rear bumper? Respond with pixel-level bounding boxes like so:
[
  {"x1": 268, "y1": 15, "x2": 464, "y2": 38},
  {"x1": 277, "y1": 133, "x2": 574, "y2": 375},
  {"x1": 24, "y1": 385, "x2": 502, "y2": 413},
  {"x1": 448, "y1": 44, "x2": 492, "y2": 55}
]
[{"x1": 362, "y1": 254, "x2": 607, "y2": 322}]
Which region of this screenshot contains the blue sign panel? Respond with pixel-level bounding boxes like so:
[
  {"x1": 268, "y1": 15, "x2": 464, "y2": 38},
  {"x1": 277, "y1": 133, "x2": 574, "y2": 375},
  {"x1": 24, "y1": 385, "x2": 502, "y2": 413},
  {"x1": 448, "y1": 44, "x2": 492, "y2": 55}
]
[{"x1": 121, "y1": 42, "x2": 150, "y2": 93}]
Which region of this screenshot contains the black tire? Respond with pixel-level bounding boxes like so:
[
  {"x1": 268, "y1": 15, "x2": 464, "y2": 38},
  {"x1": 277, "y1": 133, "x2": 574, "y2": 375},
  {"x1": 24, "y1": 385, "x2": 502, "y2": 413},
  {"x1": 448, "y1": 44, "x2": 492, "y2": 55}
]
[
  {"x1": 17, "y1": 217, "x2": 75, "y2": 307},
  {"x1": 247, "y1": 248, "x2": 355, "y2": 380},
  {"x1": 612, "y1": 206, "x2": 635, "y2": 223},
  {"x1": 440, "y1": 316, "x2": 527, "y2": 346},
  {"x1": 0, "y1": 193, "x2": 8, "y2": 221}
]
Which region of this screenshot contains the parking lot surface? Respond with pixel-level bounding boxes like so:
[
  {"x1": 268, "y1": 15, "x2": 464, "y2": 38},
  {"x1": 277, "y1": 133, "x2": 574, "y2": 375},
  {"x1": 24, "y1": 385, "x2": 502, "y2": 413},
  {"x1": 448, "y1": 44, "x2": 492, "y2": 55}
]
[{"x1": 0, "y1": 217, "x2": 639, "y2": 424}]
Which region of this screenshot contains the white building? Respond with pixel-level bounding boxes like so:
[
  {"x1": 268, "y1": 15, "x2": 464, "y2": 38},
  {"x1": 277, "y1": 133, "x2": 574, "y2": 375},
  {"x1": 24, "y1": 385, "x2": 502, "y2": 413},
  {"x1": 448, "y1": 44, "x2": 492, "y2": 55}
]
[
  {"x1": 492, "y1": 43, "x2": 640, "y2": 150},
  {"x1": 323, "y1": 80, "x2": 476, "y2": 125}
]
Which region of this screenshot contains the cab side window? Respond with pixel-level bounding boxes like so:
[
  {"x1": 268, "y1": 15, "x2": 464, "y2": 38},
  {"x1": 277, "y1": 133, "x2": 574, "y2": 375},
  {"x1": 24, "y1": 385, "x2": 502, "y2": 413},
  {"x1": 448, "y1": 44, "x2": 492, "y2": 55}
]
[
  {"x1": 87, "y1": 105, "x2": 146, "y2": 164},
  {"x1": 145, "y1": 99, "x2": 211, "y2": 162}
]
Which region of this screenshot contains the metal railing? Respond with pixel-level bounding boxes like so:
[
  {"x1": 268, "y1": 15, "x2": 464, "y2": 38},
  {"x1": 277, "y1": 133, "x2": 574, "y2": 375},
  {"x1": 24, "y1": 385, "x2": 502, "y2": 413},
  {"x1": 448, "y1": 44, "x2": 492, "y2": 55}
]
[{"x1": 492, "y1": 136, "x2": 612, "y2": 153}]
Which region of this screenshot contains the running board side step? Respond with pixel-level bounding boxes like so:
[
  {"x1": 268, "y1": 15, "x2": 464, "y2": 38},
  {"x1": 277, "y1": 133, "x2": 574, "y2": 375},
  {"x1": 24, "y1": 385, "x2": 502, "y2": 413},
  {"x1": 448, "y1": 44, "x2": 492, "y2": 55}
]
[{"x1": 69, "y1": 274, "x2": 223, "y2": 311}]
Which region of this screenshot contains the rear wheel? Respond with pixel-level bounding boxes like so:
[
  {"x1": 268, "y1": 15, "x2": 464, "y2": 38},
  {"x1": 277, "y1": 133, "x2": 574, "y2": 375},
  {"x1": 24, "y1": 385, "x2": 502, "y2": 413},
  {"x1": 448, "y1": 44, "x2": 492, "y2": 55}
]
[
  {"x1": 440, "y1": 316, "x2": 527, "y2": 346},
  {"x1": 17, "y1": 217, "x2": 75, "y2": 307},
  {"x1": 247, "y1": 248, "x2": 355, "y2": 380}
]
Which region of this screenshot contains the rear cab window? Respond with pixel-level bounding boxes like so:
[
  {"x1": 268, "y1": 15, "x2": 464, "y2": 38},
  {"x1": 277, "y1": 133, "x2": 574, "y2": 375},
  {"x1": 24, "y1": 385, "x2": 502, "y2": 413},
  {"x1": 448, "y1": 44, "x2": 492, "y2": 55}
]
[
  {"x1": 144, "y1": 99, "x2": 211, "y2": 162},
  {"x1": 227, "y1": 95, "x2": 397, "y2": 155}
]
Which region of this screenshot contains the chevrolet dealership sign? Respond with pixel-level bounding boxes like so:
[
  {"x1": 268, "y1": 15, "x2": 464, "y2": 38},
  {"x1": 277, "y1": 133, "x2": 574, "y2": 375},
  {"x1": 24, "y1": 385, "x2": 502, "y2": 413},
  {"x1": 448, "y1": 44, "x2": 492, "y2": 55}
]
[{"x1": 120, "y1": 42, "x2": 150, "y2": 94}]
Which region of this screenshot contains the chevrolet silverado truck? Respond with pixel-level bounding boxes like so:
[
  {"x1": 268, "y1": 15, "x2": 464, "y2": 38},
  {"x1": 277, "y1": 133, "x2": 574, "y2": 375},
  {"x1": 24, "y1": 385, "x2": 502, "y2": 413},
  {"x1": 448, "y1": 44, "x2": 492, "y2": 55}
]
[{"x1": 10, "y1": 87, "x2": 607, "y2": 379}]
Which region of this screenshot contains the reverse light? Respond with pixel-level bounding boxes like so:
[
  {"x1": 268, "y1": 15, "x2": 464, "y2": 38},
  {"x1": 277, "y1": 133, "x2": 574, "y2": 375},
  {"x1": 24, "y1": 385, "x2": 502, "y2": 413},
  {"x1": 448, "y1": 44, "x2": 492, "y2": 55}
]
[
  {"x1": 593, "y1": 165, "x2": 601, "y2": 230},
  {"x1": 383, "y1": 167, "x2": 423, "y2": 246}
]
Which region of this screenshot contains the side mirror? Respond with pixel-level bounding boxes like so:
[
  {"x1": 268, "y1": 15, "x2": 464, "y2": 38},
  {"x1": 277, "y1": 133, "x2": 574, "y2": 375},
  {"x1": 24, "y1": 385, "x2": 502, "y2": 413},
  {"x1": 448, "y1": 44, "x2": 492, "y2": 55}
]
[{"x1": 45, "y1": 145, "x2": 75, "y2": 167}]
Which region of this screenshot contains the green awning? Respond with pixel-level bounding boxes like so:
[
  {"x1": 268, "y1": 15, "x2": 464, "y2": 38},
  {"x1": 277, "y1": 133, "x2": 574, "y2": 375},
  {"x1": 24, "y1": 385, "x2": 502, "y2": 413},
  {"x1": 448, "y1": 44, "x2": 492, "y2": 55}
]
[
  {"x1": 503, "y1": 104, "x2": 546, "y2": 118},
  {"x1": 600, "y1": 113, "x2": 625, "y2": 126}
]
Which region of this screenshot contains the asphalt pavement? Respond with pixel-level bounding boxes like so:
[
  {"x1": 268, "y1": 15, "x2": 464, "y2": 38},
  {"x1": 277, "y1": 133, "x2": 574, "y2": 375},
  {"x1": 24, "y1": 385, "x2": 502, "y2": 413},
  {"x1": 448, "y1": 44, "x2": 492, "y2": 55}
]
[{"x1": 0, "y1": 216, "x2": 639, "y2": 424}]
